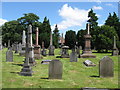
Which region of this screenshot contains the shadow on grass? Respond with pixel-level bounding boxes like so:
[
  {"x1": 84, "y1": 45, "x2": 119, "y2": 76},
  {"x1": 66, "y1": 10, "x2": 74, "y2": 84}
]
[
  {"x1": 12, "y1": 63, "x2": 23, "y2": 66},
  {"x1": 90, "y1": 75, "x2": 100, "y2": 78},
  {"x1": 56, "y1": 56, "x2": 62, "y2": 58},
  {"x1": 40, "y1": 77, "x2": 49, "y2": 79},
  {"x1": 10, "y1": 72, "x2": 20, "y2": 74}
]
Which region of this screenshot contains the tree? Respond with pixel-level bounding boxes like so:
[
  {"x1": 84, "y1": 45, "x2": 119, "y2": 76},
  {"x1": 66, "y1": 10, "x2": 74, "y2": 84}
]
[
  {"x1": 76, "y1": 29, "x2": 86, "y2": 49},
  {"x1": 65, "y1": 30, "x2": 76, "y2": 49},
  {"x1": 2, "y1": 20, "x2": 23, "y2": 46},
  {"x1": 94, "y1": 25, "x2": 118, "y2": 52},
  {"x1": 53, "y1": 24, "x2": 60, "y2": 48}
]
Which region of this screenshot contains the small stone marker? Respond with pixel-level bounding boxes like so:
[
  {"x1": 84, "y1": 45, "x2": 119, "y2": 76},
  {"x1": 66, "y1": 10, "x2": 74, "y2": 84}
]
[
  {"x1": 41, "y1": 60, "x2": 51, "y2": 64},
  {"x1": 70, "y1": 49, "x2": 77, "y2": 62},
  {"x1": 6, "y1": 48, "x2": 13, "y2": 62},
  {"x1": 99, "y1": 56, "x2": 114, "y2": 77},
  {"x1": 49, "y1": 60, "x2": 63, "y2": 79},
  {"x1": 41, "y1": 48, "x2": 47, "y2": 56},
  {"x1": 83, "y1": 60, "x2": 96, "y2": 66}
]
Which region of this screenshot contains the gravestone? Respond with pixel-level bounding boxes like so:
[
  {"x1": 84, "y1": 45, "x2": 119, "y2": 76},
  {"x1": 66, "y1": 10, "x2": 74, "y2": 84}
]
[
  {"x1": 70, "y1": 49, "x2": 77, "y2": 62},
  {"x1": 49, "y1": 60, "x2": 63, "y2": 79},
  {"x1": 83, "y1": 60, "x2": 96, "y2": 66},
  {"x1": 112, "y1": 36, "x2": 119, "y2": 56},
  {"x1": 41, "y1": 48, "x2": 47, "y2": 56},
  {"x1": 6, "y1": 47, "x2": 13, "y2": 62},
  {"x1": 48, "y1": 31, "x2": 55, "y2": 56},
  {"x1": 76, "y1": 46, "x2": 81, "y2": 58},
  {"x1": 15, "y1": 43, "x2": 19, "y2": 53},
  {"x1": 81, "y1": 23, "x2": 96, "y2": 58},
  {"x1": 18, "y1": 43, "x2": 22, "y2": 52},
  {"x1": 61, "y1": 46, "x2": 69, "y2": 58},
  {"x1": 20, "y1": 30, "x2": 26, "y2": 56},
  {"x1": 34, "y1": 27, "x2": 42, "y2": 59},
  {"x1": 99, "y1": 56, "x2": 114, "y2": 77}
]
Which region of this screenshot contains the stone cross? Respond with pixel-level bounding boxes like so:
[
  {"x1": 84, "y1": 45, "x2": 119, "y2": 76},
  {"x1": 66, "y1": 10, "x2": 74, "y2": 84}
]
[
  {"x1": 49, "y1": 60, "x2": 63, "y2": 79},
  {"x1": 99, "y1": 56, "x2": 114, "y2": 77}
]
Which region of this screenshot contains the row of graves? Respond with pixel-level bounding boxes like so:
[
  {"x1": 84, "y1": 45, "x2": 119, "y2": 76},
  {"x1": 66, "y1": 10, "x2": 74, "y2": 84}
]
[{"x1": 5, "y1": 23, "x2": 119, "y2": 79}]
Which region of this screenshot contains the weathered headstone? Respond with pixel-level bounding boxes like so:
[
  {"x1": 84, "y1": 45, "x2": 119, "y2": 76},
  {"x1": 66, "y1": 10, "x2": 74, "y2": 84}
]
[
  {"x1": 41, "y1": 48, "x2": 47, "y2": 56},
  {"x1": 6, "y1": 47, "x2": 13, "y2": 62},
  {"x1": 61, "y1": 46, "x2": 69, "y2": 58},
  {"x1": 81, "y1": 23, "x2": 96, "y2": 58},
  {"x1": 34, "y1": 27, "x2": 42, "y2": 59},
  {"x1": 49, "y1": 60, "x2": 63, "y2": 79},
  {"x1": 15, "y1": 43, "x2": 19, "y2": 53},
  {"x1": 76, "y1": 46, "x2": 81, "y2": 58},
  {"x1": 18, "y1": 43, "x2": 22, "y2": 52},
  {"x1": 20, "y1": 30, "x2": 26, "y2": 56},
  {"x1": 48, "y1": 31, "x2": 55, "y2": 56},
  {"x1": 70, "y1": 49, "x2": 77, "y2": 62},
  {"x1": 83, "y1": 60, "x2": 96, "y2": 66},
  {"x1": 112, "y1": 36, "x2": 119, "y2": 56},
  {"x1": 99, "y1": 56, "x2": 114, "y2": 77}
]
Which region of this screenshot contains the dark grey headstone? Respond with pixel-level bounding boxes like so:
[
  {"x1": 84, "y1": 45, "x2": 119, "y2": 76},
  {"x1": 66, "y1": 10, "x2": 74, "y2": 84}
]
[
  {"x1": 70, "y1": 49, "x2": 77, "y2": 62},
  {"x1": 41, "y1": 48, "x2": 47, "y2": 56},
  {"x1": 6, "y1": 48, "x2": 13, "y2": 62},
  {"x1": 61, "y1": 46, "x2": 69, "y2": 58},
  {"x1": 83, "y1": 60, "x2": 96, "y2": 66},
  {"x1": 49, "y1": 60, "x2": 63, "y2": 79},
  {"x1": 99, "y1": 56, "x2": 114, "y2": 77},
  {"x1": 48, "y1": 45, "x2": 55, "y2": 56}
]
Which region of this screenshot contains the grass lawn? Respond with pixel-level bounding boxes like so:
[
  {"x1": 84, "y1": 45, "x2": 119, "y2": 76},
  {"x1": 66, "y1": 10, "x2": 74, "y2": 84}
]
[{"x1": 0, "y1": 48, "x2": 119, "y2": 88}]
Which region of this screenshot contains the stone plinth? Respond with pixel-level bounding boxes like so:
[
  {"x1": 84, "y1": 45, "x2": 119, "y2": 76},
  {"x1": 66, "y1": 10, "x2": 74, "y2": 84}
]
[
  {"x1": 34, "y1": 45, "x2": 42, "y2": 59},
  {"x1": 81, "y1": 34, "x2": 96, "y2": 58},
  {"x1": 48, "y1": 45, "x2": 55, "y2": 56}
]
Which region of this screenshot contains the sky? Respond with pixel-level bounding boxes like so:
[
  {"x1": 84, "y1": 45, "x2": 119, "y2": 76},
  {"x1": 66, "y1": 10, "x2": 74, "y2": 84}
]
[{"x1": 1, "y1": 1, "x2": 119, "y2": 34}]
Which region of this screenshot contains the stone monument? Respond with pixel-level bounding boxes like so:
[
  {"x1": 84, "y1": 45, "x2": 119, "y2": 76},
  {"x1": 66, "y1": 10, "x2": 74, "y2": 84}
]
[
  {"x1": 48, "y1": 31, "x2": 55, "y2": 56},
  {"x1": 99, "y1": 56, "x2": 114, "y2": 77},
  {"x1": 61, "y1": 46, "x2": 69, "y2": 58},
  {"x1": 49, "y1": 60, "x2": 63, "y2": 79},
  {"x1": 41, "y1": 41, "x2": 46, "y2": 56},
  {"x1": 20, "y1": 30, "x2": 26, "y2": 56},
  {"x1": 34, "y1": 27, "x2": 42, "y2": 59},
  {"x1": 112, "y1": 36, "x2": 119, "y2": 56},
  {"x1": 19, "y1": 26, "x2": 33, "y2": 76},
  {"x1": 70, "y1": 48, "x2": 78, "y2": 62},
  {"x1": 81, "y1": 23, "x2": 96, "y2": 58}
]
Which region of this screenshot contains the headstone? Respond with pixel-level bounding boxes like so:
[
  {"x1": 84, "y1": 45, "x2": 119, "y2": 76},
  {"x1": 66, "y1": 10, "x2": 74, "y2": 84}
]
[
  {"x1": 41, "y1": 48, "x2": 47, "y2": 56},
  {"x1": 18, "y1": 43, "x2": 22, "y2": 52},
  {"x1": 6, "y1": 47, "x2": 13, "y2": 62},
  {"x1": 61, "y1": 46, "x2": 69, "y2": 58},
  {"x1": 70, "y1": 49, "x2": 77, "y2": 62},
  {"x1": 34, "y1": 27, "x2": 42, "y2": 59},
  {"x1": 112, "y1": 36, "x2": 119, "y2": 56},
  {"x1": 41, "y1": 60, "x2": 51, "y2": 64},
  {"x1": 20, "y1": 30, "x2": 26, "y2": 56},
  {"x1": 99, "y1": 56, "x2": 114, "y2": 77},
  {"x1": 49, "y1": 60, "x2": 63, "y2": 79},
  {"x1": 15, "y1": 43, "x2": 19, "y2": 53},
  {"x1": 83, "y1": 60, "x2": 96, "y2": 66},
  {"x1": 76, "y1": 46, "x2": 80, "y2": 58},
  {"x1": 81, "y1": 23, "x2": 96, "y2": 58},
  {"x1": 48, "y1": 31, "x2": 55, "y2": 56}
]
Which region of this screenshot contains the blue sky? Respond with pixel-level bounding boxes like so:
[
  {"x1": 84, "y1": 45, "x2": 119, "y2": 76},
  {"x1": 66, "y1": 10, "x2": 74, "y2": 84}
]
[{"x1": 1, "y1": 2, "x2": 119, "y2": 34}]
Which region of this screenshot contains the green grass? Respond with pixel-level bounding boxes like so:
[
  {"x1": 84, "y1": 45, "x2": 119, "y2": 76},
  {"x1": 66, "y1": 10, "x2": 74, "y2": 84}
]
[{"x1": 0, "y1": 48, "x2": 119, "y2": 88}]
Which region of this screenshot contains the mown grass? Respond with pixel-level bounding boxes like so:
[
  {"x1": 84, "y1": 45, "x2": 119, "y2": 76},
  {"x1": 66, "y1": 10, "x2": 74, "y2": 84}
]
[{"x1": 0, "y1": 48, "x2": 119, "y2": 88}]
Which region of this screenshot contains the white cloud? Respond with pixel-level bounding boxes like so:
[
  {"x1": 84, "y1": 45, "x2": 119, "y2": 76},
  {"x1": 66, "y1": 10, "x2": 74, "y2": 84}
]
[
  {"x1": 105, "y1": 3, "x2": 113, "y2": 6},
  {"x1": 92, "y1": 6, "x2": 103, "y2": 10},
  {"x1": 53, "y1": 4, "x2": 90, "y2": 30},
  {"x1": 0, "y1": 18, "x2": 8, "y2": 26}
]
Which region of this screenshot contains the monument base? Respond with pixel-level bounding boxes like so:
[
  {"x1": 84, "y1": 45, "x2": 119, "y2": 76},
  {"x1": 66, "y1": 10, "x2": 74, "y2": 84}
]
[
  {"x1": 112, "y1": 48, "x2": 119, "y2": 56},
  {"x1": 19, "y1": 63, "x2": 33, "y2": 76},
  {"x1": 34, "y1": 45, "x2": 42, "y2": 59},
  {"x1": 61, "y1": 54, "x2": 69, "y2": 58},
  {"x1": 80, "y1": 53, "x2": 96, "y2": 58}
]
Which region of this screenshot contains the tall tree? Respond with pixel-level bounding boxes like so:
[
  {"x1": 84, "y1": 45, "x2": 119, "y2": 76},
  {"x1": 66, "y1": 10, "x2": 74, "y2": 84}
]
[
  {"x1": 53, "y1": 24, "x2": 60, "y2": 48},
  {"x1": 65, "y1": 30, "x2": 76, "y2": 49}
]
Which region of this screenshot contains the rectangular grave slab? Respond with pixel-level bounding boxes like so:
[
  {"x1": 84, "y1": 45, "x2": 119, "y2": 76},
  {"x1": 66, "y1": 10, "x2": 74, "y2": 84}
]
[
  {"x1": 83, "y1": 60, "x2": 96, "y2": 66},
  {"x1": 41, "y1": 60, "x2": 51, "y2": 64}
]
